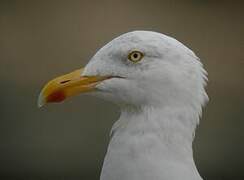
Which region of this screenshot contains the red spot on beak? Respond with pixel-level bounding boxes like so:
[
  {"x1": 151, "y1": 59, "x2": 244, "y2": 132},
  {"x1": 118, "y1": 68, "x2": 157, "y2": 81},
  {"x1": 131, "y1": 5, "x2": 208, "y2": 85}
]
[{"x1": 47, "y1": 90, "x2": 66, "y2": 103}]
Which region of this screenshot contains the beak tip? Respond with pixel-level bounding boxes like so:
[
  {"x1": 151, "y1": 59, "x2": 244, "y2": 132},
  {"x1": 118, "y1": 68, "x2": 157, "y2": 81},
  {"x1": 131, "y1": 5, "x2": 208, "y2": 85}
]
[{"x1": 37, "y1": 93, "x2": 45, "y2": 108}]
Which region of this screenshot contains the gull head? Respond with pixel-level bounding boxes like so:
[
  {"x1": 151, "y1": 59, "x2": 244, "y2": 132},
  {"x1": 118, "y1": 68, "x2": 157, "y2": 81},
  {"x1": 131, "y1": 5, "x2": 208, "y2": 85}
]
[{"x1": 38, "y1": 31, "x2": 208, "y2": 110}]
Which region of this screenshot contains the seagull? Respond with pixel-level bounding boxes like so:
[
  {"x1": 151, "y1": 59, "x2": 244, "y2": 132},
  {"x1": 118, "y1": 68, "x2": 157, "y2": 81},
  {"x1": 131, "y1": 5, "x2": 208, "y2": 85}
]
[{"x1": 38, "y1": 31, "x2": 208, "y2": 180}]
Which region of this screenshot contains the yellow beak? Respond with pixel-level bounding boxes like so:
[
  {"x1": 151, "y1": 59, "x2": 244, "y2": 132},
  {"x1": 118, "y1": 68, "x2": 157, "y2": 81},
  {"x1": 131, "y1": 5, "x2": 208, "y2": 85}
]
[{"x1": 38, "y1": 68, "x2": 110, "y2": 107}]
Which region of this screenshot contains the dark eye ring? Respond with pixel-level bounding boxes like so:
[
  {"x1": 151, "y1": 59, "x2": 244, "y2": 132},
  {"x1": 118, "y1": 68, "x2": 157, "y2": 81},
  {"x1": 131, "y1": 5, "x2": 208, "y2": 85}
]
[{"x1": 128, "y1": 51, "x2": 144, "y2": 63}]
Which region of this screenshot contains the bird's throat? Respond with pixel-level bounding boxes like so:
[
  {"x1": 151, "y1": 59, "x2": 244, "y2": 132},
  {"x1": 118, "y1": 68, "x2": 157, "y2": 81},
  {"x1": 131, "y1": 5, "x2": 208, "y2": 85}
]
[{"x1": 100, "y1": 105, "x2": 202, "y2": 180}]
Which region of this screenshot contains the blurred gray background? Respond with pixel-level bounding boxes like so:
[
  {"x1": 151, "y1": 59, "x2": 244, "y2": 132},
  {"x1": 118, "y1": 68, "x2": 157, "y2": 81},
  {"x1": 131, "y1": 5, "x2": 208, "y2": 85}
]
[{"x1": 0, "y1": 0, "x2": 243, "y2": 179}]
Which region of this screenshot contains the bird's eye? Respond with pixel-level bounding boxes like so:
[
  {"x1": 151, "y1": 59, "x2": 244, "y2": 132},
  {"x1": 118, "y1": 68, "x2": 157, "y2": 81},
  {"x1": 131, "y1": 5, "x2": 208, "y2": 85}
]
[{"x1": 128, "y1": 51, "x2": 144, "y2": 63}]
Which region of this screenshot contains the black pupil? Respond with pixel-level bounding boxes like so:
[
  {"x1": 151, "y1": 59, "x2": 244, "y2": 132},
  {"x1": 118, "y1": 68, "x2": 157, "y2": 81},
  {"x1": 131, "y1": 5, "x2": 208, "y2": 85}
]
[{"x1": 133, "y1": 53, "x2": 138, "y2": 59}]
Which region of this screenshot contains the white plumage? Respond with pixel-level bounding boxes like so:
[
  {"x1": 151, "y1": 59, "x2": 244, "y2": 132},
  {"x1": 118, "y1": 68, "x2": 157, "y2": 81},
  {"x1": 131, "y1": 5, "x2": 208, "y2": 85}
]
[
  {"x1": 82, "y1": 31, "x2": 208, "y2": 180},
  {"x1": 39, "y1": 30, "x2": 208, "y2": 180}
]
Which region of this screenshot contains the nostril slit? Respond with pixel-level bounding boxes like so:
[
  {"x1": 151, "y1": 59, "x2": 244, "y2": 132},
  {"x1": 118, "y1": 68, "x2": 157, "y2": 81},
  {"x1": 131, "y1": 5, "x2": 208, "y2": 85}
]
[{"x1": 60, "y1": 80, "x2": 70, "y2": 84}]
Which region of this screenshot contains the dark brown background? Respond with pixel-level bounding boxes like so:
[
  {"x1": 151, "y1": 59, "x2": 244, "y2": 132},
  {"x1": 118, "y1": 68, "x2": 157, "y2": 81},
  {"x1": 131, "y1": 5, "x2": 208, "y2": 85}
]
[{"x1": 0, "y1": 0, "x2": 243, "y2": 179}]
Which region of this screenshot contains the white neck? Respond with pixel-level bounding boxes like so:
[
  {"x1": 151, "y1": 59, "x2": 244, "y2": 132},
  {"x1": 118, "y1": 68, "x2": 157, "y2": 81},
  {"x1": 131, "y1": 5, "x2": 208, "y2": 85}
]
[{"x1": 100, "y1": 105, "x2": 203, "y2": 180}]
